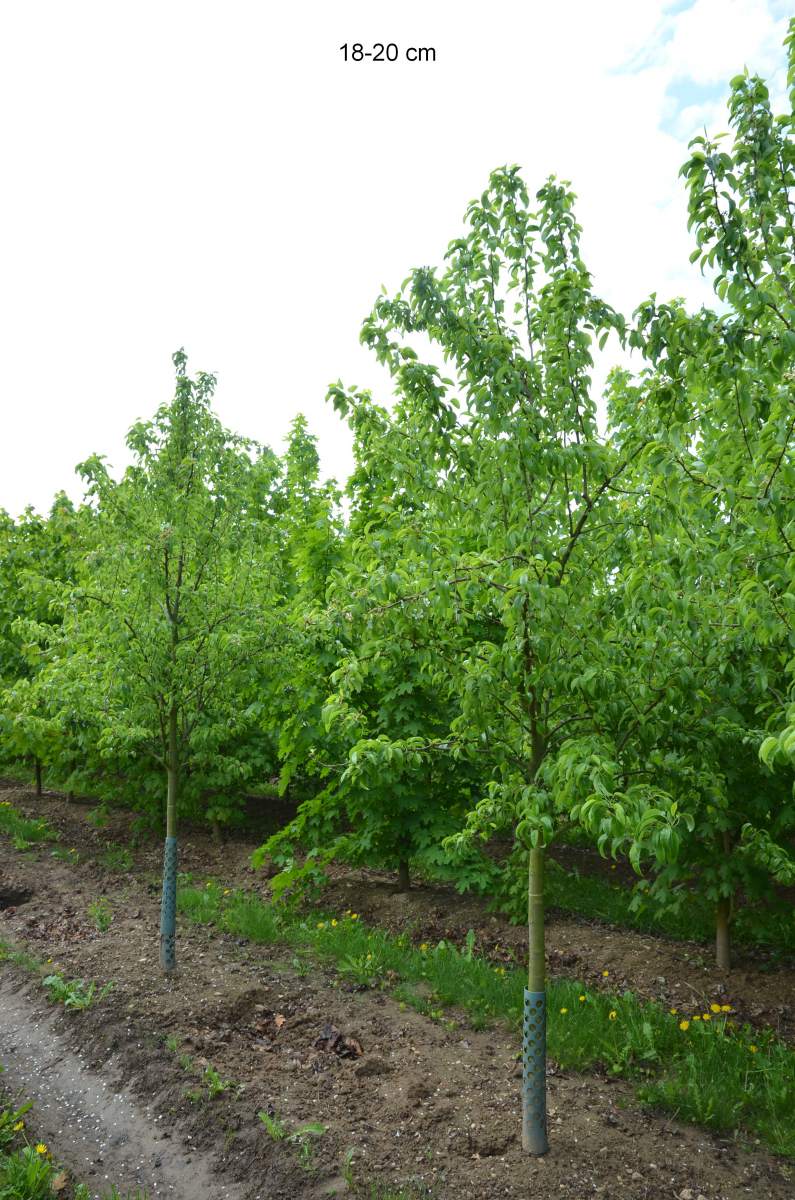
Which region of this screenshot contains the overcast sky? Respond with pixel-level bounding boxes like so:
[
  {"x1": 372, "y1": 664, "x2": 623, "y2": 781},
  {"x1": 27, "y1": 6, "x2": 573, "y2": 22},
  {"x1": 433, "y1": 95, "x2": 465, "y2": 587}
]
[{"x1": 0, "y1": 0, "x2": 791, "y2": 518}]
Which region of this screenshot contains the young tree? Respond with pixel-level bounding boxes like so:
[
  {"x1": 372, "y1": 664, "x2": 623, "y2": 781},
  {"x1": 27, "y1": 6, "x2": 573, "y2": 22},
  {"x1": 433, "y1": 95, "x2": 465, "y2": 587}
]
[
  {"x1": 603, "y1": 21, "x2": 795, "y2": 960},
  {"x1": 0, "y1": 495, "x2": 87, "y2": 792},
  {"x1": 325, "y1": 169, "x2": 683, "y2": 1153},
  {"x1": 48, "y1": 351, "x2": 285, "y2": 970}
]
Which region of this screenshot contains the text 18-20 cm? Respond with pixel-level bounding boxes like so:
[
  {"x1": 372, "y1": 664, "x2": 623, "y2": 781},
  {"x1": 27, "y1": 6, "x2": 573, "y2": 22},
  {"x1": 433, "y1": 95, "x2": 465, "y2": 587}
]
[{"x1": 339, "y1": 43, "x2": 437, "y2": 62}]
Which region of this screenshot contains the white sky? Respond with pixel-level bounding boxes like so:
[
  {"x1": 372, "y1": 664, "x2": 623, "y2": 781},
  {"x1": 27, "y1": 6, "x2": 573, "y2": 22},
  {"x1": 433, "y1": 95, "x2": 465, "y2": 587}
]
[{"x1": 0, "y1": 0, "x2": 790, "y2": 517}]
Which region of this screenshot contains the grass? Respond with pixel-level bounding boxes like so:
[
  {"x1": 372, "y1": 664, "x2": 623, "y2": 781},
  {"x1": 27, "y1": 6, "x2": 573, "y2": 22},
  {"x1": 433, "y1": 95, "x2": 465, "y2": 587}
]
[
  {"x1": 0, "y1": 801, "x2": 58, "y2": 851},
  {"x1": 99, "y1": 844, "x2": 133, "y2": 872},
  {"x1": 178, "y1": 880, "x2": 795, "y2": 1158}
]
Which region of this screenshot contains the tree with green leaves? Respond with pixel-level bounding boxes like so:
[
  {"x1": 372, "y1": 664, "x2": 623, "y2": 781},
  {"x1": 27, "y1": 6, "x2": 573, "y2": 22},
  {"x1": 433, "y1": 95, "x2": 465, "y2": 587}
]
[
  {"x1": 0, "y1": 495, "x2": 88, "y2": 793},
  {"x1": 322, "y1": 169, "x2": 690, "y2": 1153},
  {"x1": 45, "y1": 351, "x2": 286, "y2": 970},
  {"x1": 603, "y1": 19, "x2": 795, "y2": 960}
]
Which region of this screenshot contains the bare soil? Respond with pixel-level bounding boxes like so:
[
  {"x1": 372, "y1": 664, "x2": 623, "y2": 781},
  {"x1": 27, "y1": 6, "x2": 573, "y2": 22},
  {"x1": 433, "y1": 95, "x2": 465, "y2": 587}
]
[{"x1": 1, "y1": 781, "x2": 794, "y2": 1200}]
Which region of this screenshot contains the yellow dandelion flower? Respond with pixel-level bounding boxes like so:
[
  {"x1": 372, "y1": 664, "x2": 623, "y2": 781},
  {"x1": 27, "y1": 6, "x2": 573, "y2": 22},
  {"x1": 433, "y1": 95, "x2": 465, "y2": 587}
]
[
  {"x1": 608, "y1": 1010, "x2": 617, "y2": 1021},
  {"x1": 223, "y1": 889, "x2": 230, "y2": 895},
  {"x1": 679, "y1": 1019, "x2": 690, "y2": 1031},
  {"x1": 560, "y1": 1007, "x2": 568, "y2": 1015},
  {"x1": 331, "y1": 919, "x2": 338, "y2": 927},
  {"x1": 692, "y1": 1014, "x2": 701, "y2": 1021},
  {"x1": 350, "y1": 913, "x2": 359, "y2": 920},
  {"x1": 702, "y1": 1013, "x2": 712, "y2": 1021},
  {"x1": 578, "y1": 995, "x2": 586, "y2": 1003},
  {"x1": 316, "y1": 921, "x2": 325, "y2": 930},
  {"x1": 602, "y1": 969, "x2": 609, "y2": 977},
  {"x1": 12, "y1": 1121, "x2": 24, "y2": 1132},
  {"x1": 749, "y1": 1044, "x2": 758, "y2": 1054},
  {"x1": 720, "y1": 1004, "x2": 732, "y2": 1013},
  {"x1": 419, "y1": 942, "x2": 429, "y2": 952},
  {"x1": 669, "y1": 1008, "x2": 678, "y2": 1015},
  {"x1": 35, "y1": 1144, "x2": 48, "y2": 1155}
]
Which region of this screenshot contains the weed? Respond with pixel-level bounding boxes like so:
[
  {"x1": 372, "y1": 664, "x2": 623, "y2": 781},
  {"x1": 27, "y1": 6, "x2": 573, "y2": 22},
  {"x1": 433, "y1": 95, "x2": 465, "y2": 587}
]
[
  {"x1": 0, "y1": 1100, "x2": 32, "y2": 1151},
  {"x1": 0, "y1": 938, "x2": 43, "y2": 974},
  {"x1": 41, "y1": 974, "x2": 113, "y2": 1011},
  {"x1": 50, "y1": 847, "x2": 79, "y2": 864},
  {"x1": 0, "y1": 801, "x2": 57, "y2": 848},
  {"x1": 203, "y1": 1065, "x2": 233, "y2": 1098},
  {"x1": 257, "y1": 1110, "x2": 325, "y2": 1171},
  {"x1": 177, "y1": 1053, "x2": 194, "y2": 1073},
  {"x1": 0, "y1": 1144, "x2": 55, "y2": 1199},
  {"x1": 86, "y1": 804, "x2": 110, "y2": 830},
  {"x1": 164, "y1": 1034, "x2": 180, "y2": 1053},
  {"x1": 100, "y1": 844, "x2": 133, "y2": 872},
  {"x1": 87, "y1": 897, "x2": 113, "y2": 932}
]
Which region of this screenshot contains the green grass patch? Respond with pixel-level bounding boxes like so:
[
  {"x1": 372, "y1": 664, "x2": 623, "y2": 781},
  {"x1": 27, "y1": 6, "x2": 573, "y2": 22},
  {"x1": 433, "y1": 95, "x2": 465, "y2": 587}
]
[
  {"x1": 177, "y1": 881, "x2": 795, "y2": 1158},
  {"x1": 0, "y1": 801, "x2": 58, "y2": 851}
]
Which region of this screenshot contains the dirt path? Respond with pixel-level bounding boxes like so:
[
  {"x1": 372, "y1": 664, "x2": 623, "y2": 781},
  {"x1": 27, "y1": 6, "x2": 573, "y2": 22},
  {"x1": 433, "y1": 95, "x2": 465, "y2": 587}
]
[{"x1": 0, "y1": 975, "x2": 247, "y2": 1200}]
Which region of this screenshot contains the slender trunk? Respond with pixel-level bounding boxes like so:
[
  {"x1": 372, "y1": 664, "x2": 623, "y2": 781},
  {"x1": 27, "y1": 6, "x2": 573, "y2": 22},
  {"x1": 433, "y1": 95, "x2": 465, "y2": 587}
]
[
  {"x1": 397, "y1": 858, "x2": 410, "y2": 893},
  {"x1": 716, "y1": 831, "x2": 733, "y2": 972},
  {"x1": 522, "y1": 843, "x2": 548, "y2": 1155},
  {"x1": 159, "y1": 705, "x2": 179, "y2": 972},
  {"x1": 716, "y1": 895, "x2": 731, "y2": 972},
  {"x1": 34, "y1": 758, "x2": 42, "y2": 797}
]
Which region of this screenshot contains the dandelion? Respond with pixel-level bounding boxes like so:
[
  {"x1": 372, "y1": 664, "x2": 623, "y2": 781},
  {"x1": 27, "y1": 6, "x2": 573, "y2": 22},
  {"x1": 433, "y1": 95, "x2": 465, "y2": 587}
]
[
  {"x1": 602, "y1": 969, "x2": 609, "y2": 977},
  {"x1": 608, "y1": 1010, "x2": 617, "y2": 1021},
  {"x1": 692, "y1": 1014, "x2": 701, "y2": 1021},
  {"x1": 35, "y1": 1144, "x2": 48, "y2": 1156},
  {"x1": 223, "y1": 889, "x2": 230, "y2": 896},
  {"x1": 749, "y1": 1044, "x2": 758, "y2": 1054},
  {"x1": 669, "y1": 1008, "x2": 678, "y2": 1015},
  {"x1": 710, "y1": 1003, "x2": 721, "y2": 1013},
  {"x1": 702, "y1": 1013, "x2": 712, "y2": 1021},
  {"x1": 494, "y1": 966, "x2": 506, "y2": 976},
  {"x1": 331, "y1": 919, "x2": 338, "y2": 927},
  {"x1": 679, "y1": 1019, "x2": 690, "y2": 1031},
  {"x1": 419, "y1": 943, "x2": 429, "y2": 952},
  {"x1": 720, "y1": 1004, "x2": 732, "y2": 1012},
  {"x1": 350, "y1": 913, "x2": 359, "y2": 920},
  {"x1": 316, "y1": 921, "x2": 326, "y2": 930},
  {"x1": 579, "y1": 995, "x2": 586, "y2": 1003},
  {"x1": 560, "y1": 1007, "x2": 568, "y2": 1015},
  {"x1": 12, "y1": 1121, "x2": 24, "y2": 1132}
]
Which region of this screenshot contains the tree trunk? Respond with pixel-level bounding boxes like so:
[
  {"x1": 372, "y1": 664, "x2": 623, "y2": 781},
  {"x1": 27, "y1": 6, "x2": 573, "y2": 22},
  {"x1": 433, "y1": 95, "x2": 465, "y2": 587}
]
[
  {"x1": 34, "y1": 758, "x2": 42, "y2": 797},
  {"x1": 159, "y1": 705, "x2": 179, "y2": 972},
  {"x1": 716, "y1": 895, "x2": 731, "y2": 971},
  {"x1": 522, "y1": 843, "x2": 548, "y2": 1155},
  {"x1": 397, "y1": 858, "x2": 410, "y2": 893}
]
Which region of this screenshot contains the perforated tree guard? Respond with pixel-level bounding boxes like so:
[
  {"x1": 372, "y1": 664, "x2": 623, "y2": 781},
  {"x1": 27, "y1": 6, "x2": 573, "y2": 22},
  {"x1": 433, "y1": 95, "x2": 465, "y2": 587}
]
[
  {"x1": 522, "y1": 988, "x2": 548, "y2": 1154},
  {"x1": 159, "y1": 835, "x2": 178, "y2": 972}
]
